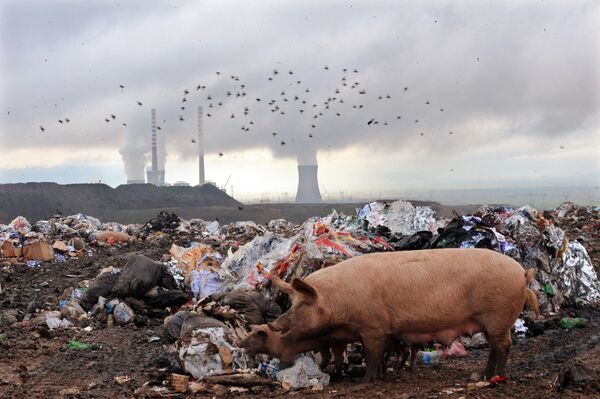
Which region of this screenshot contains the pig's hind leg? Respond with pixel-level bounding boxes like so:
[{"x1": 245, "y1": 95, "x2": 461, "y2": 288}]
[
  {"x1": 484, "y1": 330, "x2": 512, "y2": 379},
  {"x1": 488, "y1": 330, "x2": 512, "y2": 377}
]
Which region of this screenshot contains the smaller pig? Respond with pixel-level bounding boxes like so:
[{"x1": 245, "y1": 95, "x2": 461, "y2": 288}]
[{"x1": 239, "y1": 324, "x2": 347, "y2": 376}]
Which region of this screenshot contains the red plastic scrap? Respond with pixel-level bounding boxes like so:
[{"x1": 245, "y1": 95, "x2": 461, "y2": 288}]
[
  {"x1": 314, "y1": 237, "x2": 352, "y2": 257},
  {"x1": 489, "y1": 375, "x2": 507, "y2": 385}
]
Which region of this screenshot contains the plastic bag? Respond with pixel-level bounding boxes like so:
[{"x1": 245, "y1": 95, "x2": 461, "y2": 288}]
[
  {"x1": 113, "y1": 302, "x2": 135, "y2": 324},
  {"x1": 276, "y1": 354, "x2": 330, "y2": 389},
  {"x1": 191, "y1": 269, "x2": 224, "y2": 299}
]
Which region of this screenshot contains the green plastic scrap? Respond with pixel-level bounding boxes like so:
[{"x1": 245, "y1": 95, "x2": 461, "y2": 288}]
[
  {"x1": 68, "y1": 340, "x2": 101, "y2": 350},
  {"x1": 559, "y1": 317, "x2": 587, "y2": 330},
  {"x1": 543, "y1": 283, "x2": 554, "y2": 296},
  {"x1": 0, "y1": 333, "x2": 8, "y2": 342}
]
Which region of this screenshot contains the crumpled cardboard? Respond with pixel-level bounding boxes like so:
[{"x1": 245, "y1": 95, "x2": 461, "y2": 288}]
[
  {"x1": 53, "y1": 240, "x2": 69, "y2": 252},
  {"x1": 23, "y1": 241, "x2": 54, "y2": 261},
  {"x1": 1, "y1": 241, "x2": 22, "y2": 258}
]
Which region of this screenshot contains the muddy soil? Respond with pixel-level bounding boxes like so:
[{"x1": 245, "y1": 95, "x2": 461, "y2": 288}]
[{"x1": 1, "y1": 243, "x2": 599, "y2": 399}]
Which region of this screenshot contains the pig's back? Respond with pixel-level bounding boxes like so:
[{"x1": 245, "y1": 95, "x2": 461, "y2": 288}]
[{"x1": 307, "y1": 248, "x2": 527, "y2": 336}]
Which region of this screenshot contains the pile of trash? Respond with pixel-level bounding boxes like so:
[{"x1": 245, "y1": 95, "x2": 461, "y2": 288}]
[
  {"x1": 552, "y1": 202, "x2": 600, "y2": 275},
  {"x1": 0, "y1": 213, "x2": 139, "y2": 266},
  {"x1": 2, "y1": 200, "x2": 599, "y2": 393},
  {"x1": 391, "y1": 204, "x2": 600, "y2": 311}
]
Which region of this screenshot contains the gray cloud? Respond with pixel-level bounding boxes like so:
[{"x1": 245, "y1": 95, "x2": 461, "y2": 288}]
[{"x1": 0, "y1": 0, "x2": 598, "y2": 185}]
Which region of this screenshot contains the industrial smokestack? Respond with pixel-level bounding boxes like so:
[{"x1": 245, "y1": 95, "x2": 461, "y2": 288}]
[
  {"x1": 296, "y1": 165, "x2": 322, "y2": 203},
  {"x1": 198, "y1": 106, "x2": 205, "y2": 185},
  {"x1": 150, "y1": 108, "x2": 158, "y2": 184}
]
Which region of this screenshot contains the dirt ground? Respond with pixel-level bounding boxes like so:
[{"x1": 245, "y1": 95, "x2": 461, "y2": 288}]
[{"x1": 1, "y1": 243, "x2": 599, "y2": 399}]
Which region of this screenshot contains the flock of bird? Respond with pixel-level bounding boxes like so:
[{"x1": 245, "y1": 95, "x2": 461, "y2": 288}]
[{"x1": 37, "y1": 64, "x2": 459, "y2": 158}]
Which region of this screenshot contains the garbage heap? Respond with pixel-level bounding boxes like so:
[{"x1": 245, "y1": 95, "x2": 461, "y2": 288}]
[
  {"x1": 383, "y1": 204, "x2": 600, "y2": 312},
  {"x1": 551, "y1": 202, "x2": 600, "y2": 275},
  {"x1": 0, "y1": 213, "x2": 138, "y2": 267},
  {"x1": 2, "y1": 201, "x2": 599, "y2": 391}
]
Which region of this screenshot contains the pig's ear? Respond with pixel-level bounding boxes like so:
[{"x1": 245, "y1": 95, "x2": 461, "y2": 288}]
[
  {"x1": 267, "y1": 322, "x2": 282, "y2": 332},
  {"x1": 291, "y1": 278, "x2": 317, "y2": 301},
  {"x1": 270, "y1": 275, "x2": 295, "y2": 297}
]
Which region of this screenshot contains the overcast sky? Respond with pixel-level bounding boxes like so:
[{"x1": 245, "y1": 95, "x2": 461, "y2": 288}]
[{"x1": 0, "y1": 0, "x2": 598, "y2": 200}]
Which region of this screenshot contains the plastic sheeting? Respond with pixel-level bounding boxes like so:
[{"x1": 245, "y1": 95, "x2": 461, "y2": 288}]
[
  {"x1": 220, "y1": 233, "x2": 295, "y2": 290},
  {"x1": 556, "y1": 241, "x2": 600, "y2": 304},
  {"x1": 358, "y1": 200, "x2": 438, "y2": 235},
  {"x1": 276, "y1": 354, "x2": 330, "y2": 389}
]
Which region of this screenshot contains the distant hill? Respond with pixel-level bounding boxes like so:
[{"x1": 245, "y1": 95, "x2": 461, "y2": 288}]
[{"x1": 0, "y1": 183, "x2": 240, "y2": 223}]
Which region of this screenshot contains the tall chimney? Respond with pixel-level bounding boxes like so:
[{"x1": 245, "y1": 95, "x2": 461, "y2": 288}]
[
  {"x1": 198, "y1": 106, "x2": 205, "y2": 185},
  {"x1": 296, "y1": 165, "x2": 322, "y2": 203},
  {"x1": 150, "y1": 108, "x2": 158, "y2": 185}
]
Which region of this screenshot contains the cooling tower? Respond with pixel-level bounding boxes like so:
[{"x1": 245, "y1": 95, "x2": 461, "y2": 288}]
[{"x1": 295, "y1": 165, "x2": 322, "y2": 203}]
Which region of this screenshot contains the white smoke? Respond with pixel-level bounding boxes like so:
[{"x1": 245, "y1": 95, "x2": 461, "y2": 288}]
[{"x1": 119, "y1": 129, "x2": 146, "y2": 181}]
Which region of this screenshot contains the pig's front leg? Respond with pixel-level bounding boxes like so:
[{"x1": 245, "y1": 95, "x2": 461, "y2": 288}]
[{"x1": 361, "y1": 333, "x2": 386, "y2": 382}]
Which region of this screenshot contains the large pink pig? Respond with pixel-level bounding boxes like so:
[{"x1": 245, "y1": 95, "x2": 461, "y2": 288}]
[{"x1": 269, "y1": 248, "x2": 540, "y2": 381}]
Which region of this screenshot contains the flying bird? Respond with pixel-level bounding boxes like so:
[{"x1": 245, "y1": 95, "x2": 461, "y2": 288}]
[
  {"x1": 191, "y1": 138, "x2": 196, "y2": 143},
  {"x1": 367, "y1": 118, "x2": 375, "y2": 125},
  {"x1": 324, "y1": 65, "x2": 329, "y2": 70},
  {"x1": 58, "y1": 120, "x2": 63, "y2": 124},
  {"x1": 105, "y1": 118, "x2": 110, "y2": 123},
  {"x1": 179, "y1": 115, "x2": 184, "y2": 121},
  {"x1": 40, "y1": 125, "x2": 45, "y2": 132},
  {"x1": 65, "y1": 118, "x2": 70, "y2": 123},
  {"x1": 219, "y1": 152, "x2": 224, "y2": 157},
  {"x1": 122, "y1": 123, "x2": 127, "y2": 127},
  {"x1": 272, "y1": 132, "x2": 277, "y2": 136},
  {"x1": 280, "y1": 141, "x2": 286, "y2": 146},
  {"x1": 111, "y1": 114, "x2": 116, "y2": 119},
  {"x1": 308, "y1": 133, "x2": 313, "y2": 138},
  {"x1": 184, "y1": 89, "x2": 189, "y2": 95},
  {"x1": 137, "y1": 101, "x2": 143, "y2": 106},
  {"x1": 157, "y1": 126, "x2": 162, "y2": 130}
]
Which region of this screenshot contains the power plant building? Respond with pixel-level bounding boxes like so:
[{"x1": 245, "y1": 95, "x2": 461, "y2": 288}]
[{"x1": 296, "y1": 164, "x2": 322, "y2": 203}]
